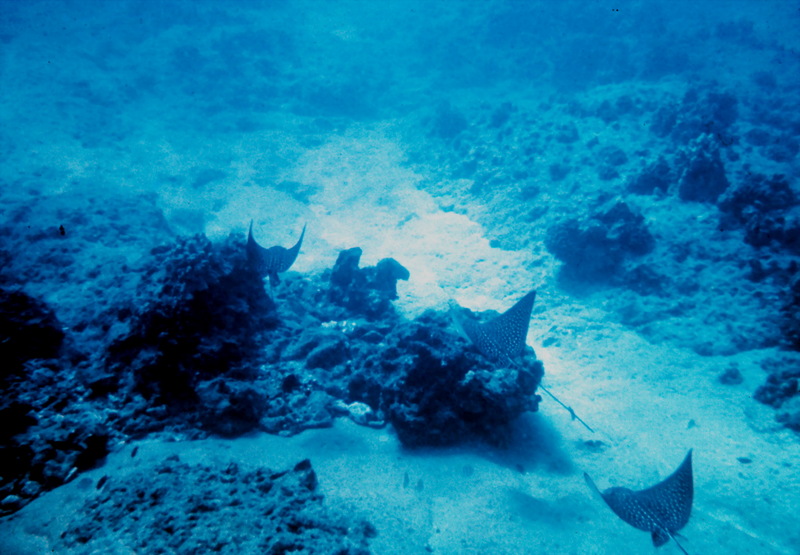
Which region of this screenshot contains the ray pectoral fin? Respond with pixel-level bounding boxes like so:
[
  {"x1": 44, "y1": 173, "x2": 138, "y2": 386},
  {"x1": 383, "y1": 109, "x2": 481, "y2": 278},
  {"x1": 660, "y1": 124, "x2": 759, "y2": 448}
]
[
  {"x1": 481, "y1": 289, "x2": 536, "y2": 357},
  {"x1": 646, "y1": 448, "x2": 693, "y2": 531},
  {"x1": 279, "y1": 223, "x2": 306, "y2": 272},
  {"x1": 247, "y1": 220, "x2": 267, "y2": 272}
]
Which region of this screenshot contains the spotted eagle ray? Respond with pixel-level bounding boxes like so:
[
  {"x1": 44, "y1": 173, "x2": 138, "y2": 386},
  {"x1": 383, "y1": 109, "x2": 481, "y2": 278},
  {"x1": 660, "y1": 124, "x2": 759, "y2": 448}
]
[
  {"x1": 584, "y1": 450, "x2": 694, "y2": 554},
  {"x1": 247, "y1": 220, "x2": 306, "y2": 286},
  {"x1": 450, "y1": 290, "x2": 594, "y2": 432}
]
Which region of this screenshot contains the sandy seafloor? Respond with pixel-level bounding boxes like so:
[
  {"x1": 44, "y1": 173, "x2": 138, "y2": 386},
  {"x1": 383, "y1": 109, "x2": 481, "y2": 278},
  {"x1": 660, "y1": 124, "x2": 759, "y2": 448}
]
[{"x1": 1, "y1": 1, "x2": 800, "y2": 554}]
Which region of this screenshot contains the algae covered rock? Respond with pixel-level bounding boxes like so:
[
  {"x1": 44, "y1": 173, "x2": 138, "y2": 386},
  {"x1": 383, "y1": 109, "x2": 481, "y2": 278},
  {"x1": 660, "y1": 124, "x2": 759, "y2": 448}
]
[
  {"x1": 60, "y1": 457, "x2": 374, "y2": 554},
  {"x1": 377, "y1": 311, "x2": 543, "y2": 447},
  {"x1": 677, "y1": 136, "x2": 731, "y2": 203},
  {"x1": 546, "y1": 201, "x2": 655, "y2": 284},
  {"x1": 754, "y1": 355, "x2": 800, "y2": 431},
  {"x1": 106, "y1": 234, "x2": 278, "y2": 406}
]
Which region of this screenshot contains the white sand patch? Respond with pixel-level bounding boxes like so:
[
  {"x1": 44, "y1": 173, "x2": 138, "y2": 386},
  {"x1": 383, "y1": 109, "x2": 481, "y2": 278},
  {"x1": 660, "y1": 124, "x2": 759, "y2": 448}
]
[{"x1": 278, "y1": 127, "x2": 538, "y2": 317}]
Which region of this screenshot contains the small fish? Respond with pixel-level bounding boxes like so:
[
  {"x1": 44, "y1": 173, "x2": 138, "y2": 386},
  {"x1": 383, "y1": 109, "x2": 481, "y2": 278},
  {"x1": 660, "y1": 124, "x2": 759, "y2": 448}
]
[
  {"x1": 584, "y1": 450, "x2": 694, "y2": 554},
  {"x1": 247, "y1": 220, "x2": 306, "y2": 286}
]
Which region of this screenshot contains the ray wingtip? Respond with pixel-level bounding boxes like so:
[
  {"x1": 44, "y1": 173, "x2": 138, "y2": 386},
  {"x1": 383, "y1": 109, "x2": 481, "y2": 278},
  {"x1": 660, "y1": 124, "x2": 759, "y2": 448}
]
[{"x1": 524, "y1": 289, "x2": 536, "y2": 303}]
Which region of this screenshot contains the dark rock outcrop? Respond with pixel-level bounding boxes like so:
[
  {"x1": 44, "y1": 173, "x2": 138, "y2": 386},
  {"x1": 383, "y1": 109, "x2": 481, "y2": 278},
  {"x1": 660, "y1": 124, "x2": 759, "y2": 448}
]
[
  {"x1": 327, "y1": 247, "x2": 409, "y2": 320},
  {"x1": 546, "y1": 201, "x2": 655, "y2": 284},
  {"x1": 719, "y1": 172, "x2": 799, "y2": 251},
  {"x1": 677, "y1": 137, "x2": 731, "y2": 203},
  {"x1": 377, "y1": 311, "x2": 542, "y2": 447},
  {"x1": 627, "y1": 157, "x2": 673, "y2": 196},
  {"x1": 0, "y1": 288, "x2": 64, "y2": 379}
]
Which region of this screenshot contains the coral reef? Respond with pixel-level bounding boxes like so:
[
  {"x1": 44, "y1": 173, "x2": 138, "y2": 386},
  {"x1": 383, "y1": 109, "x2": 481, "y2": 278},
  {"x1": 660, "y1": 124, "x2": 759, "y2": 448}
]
[
  {"x1": 717, "y1": 171, "x2": 800, "y2": 352},
  {"x1": 719, "y1": 172, "x2": 796, "y2": 219},
  {"x1": 0, "y1": 358, "x2": 111, "y2": 515},
  {"x1": 779, "y1": 272, "x2": 800, "y2": 352},
  {"x1": 1, "y1": 230, "x2": 545, "y2": 513},
  {"x1": 60, "y1": 457, "x2": 374, "y2": 554},
  {"x1": 106, "y1": 234, "x2": 278, "y2": 407},
  {"x1": 0, "y1": 289, "x2": 98, "y2": 515},
  {"x1": 262, "y1": 265, "x2": 541, "y2": 447}
]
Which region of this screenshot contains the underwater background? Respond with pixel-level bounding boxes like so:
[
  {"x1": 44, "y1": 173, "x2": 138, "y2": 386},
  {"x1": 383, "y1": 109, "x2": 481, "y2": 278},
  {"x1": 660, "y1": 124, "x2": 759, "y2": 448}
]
[{"x1": 1, "y1": 1, "x2": 799, "y2": 553}]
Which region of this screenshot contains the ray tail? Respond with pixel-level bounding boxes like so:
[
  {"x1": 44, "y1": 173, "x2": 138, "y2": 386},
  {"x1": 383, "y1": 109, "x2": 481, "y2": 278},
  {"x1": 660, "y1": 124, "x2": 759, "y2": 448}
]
[{"x1": 538, "y1": 383, "x2": 594, "y2": 433}]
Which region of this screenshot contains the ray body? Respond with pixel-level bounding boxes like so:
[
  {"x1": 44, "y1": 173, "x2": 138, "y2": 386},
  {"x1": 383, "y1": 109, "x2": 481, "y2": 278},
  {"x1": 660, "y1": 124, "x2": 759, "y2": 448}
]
[
  {"x1": 459, "y1": 290, "x2": 537, "y2": 361},
  {"x1": 452, "y1": 290, "x2": 594, "y2": 432},
  {"x1": 584, "y1": 450, "x2": 693, "y2": 554},
  {"x1": 247, "y1": 221, "x2": 306, "y2": 286}
]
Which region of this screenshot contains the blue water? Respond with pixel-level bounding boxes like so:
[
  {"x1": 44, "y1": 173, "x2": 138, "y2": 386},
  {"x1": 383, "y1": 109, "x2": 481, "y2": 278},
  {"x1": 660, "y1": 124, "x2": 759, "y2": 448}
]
[{"x1": 1, "y1": 1, "x2": 799, "y2": 553}]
